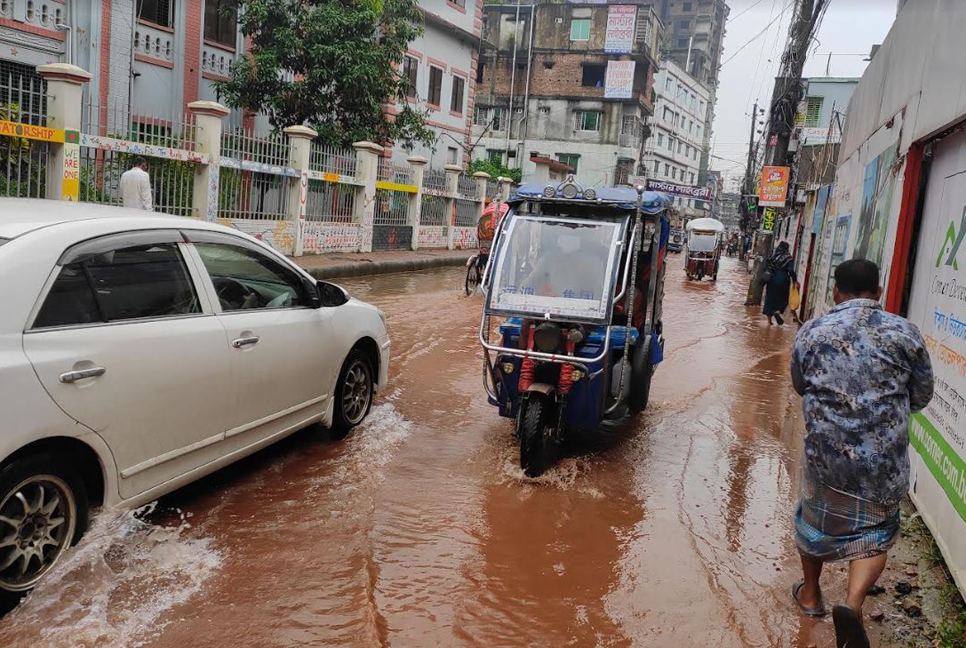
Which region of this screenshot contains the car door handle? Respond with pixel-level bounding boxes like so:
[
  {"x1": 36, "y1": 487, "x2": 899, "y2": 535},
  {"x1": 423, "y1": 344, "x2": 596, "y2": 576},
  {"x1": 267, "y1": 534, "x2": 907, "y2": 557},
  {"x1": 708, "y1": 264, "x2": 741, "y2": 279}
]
[
  {"x1": 59, "y1": 366, "x2": 107, "y2": 384},
  {"x1": 231, "y1": 336, "x2": 260, "y2": 348}
]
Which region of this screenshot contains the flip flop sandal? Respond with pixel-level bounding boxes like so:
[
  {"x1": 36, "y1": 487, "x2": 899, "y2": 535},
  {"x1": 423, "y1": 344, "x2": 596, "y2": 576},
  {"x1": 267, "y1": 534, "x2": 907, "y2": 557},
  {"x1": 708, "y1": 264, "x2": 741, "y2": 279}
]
[
  {"x1": 833, "y1": 604, "x2": 870, "y2": 648},
  {"x1": 792, "y1": 581, "x2": 827, "y2": 617}
]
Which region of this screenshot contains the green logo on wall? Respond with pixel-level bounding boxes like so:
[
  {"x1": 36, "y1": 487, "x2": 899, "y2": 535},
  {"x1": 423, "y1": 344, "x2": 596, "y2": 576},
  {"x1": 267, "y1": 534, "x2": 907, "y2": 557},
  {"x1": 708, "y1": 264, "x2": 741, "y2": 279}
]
[{"x1": 936, "y1": 206, "x2": 966, "y2": 270}]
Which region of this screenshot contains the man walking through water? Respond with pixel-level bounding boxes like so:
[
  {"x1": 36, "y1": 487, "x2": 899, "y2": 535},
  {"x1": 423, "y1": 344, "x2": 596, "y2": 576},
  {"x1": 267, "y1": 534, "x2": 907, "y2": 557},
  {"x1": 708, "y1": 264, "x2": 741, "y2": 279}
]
[{"x1": 789, "y1": 259, "x2": 933, "y2": 647}]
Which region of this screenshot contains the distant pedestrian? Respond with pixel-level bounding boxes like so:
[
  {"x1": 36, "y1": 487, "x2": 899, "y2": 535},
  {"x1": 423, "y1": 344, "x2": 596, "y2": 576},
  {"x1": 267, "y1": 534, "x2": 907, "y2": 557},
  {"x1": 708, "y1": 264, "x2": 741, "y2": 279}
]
[
  {"x1": 121, "y1": 157, "x2": 153, "y2": 211},
  {"x1": 789, "y1": 259, "x2": 933, "y2": 648},
  {"x1": 763, "y1": 241, "x2": 796, "y2": 325}
]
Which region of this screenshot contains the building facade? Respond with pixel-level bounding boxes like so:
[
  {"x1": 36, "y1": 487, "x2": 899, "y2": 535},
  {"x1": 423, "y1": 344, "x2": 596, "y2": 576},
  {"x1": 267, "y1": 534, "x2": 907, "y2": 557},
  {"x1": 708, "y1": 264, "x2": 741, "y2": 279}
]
[
  {"x1": 641, "y1": 58, "x2": 709, "y2": 215},
  {"x1": 472, "y1": 1, "x2": 663, "y2": 187},
  {"x1": 0, "y1": 0, "x2": 482, "y2": 162}
]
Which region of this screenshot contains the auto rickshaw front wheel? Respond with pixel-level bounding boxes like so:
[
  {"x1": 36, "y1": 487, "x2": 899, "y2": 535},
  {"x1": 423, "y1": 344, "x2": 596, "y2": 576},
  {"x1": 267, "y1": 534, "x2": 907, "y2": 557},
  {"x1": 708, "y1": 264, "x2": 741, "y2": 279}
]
[
  {"x1": 519, "y1": 394, "x2": 554, "y2": 477},
  {"x1": 629, "y1": 339, "x2": 653, "y2": 412}
]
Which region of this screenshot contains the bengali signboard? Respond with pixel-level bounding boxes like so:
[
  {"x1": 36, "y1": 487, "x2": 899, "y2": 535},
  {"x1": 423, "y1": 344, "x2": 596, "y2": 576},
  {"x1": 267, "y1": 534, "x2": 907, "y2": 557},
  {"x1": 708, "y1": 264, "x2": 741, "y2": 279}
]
[
  {"x1": 644, "y1": 179, "x2": 713, "y2": 201},
  {"x1": 759, "y1": 165, "x2": 791, "y2": 207},
  {"x1": 604, "y1": 60, "x2": 635, "y2": 99},
  {"x1": 906, "y1": 129, "x2": 966, "y2": 594},
  {"x1": 604, "y1": 5, "x2": 637, "y2": 54},
  {"x1": 760, "y1": 207, "x2": 777, "y2": 233}
]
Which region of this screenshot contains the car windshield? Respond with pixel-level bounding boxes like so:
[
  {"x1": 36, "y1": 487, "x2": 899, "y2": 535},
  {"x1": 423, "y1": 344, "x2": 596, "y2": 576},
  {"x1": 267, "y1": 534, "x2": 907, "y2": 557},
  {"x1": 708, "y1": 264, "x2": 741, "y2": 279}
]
[
  {"x1": 689, "y1": 233, "x2": 717, "y2": 252},
  {"x1": 488, "y1": 215, "x2": 622, "y2": 322}
]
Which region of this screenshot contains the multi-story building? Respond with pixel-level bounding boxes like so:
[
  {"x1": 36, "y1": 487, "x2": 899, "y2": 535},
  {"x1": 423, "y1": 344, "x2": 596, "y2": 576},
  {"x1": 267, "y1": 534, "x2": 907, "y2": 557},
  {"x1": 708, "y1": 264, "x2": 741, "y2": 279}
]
[
  {"x1": 719, "y1": 191, "x2": 741, "y2": 230},
  {"x1": 641, "y1": 59, "x2": 709, "y2": 215},
  {"x1": 643, "y1": 0, "x2": 728, "y2": 197},
  {"x1": 472, "y1": 1, "x2": 663, "y2": 187},
  {"x1": 0, "y1": 0, "x2": 482, "y2": 165}
]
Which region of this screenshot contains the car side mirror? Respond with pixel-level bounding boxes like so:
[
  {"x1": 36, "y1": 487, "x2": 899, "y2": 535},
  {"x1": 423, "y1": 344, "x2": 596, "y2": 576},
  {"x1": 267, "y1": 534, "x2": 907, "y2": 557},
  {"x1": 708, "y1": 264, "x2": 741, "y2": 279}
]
[{"x1": 317, "y1": 280, "x2": 349, "y2": 307}]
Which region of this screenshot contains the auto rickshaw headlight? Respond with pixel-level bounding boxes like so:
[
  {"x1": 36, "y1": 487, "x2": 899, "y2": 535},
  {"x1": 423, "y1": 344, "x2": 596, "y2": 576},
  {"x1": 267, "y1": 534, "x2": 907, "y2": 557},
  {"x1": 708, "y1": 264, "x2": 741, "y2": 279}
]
[
  {"x1": 583, "y1": 188, "x2": 596, "y2": 201},
  {"x1": 534, "y1": 322, "x2": 562, "y2": 352},
  {"x1": 542, "y1": 184, "x2": 556, "y2": 198},
  {"x1": 561, "y1": 183, "x2": 579, "y2": 199}
]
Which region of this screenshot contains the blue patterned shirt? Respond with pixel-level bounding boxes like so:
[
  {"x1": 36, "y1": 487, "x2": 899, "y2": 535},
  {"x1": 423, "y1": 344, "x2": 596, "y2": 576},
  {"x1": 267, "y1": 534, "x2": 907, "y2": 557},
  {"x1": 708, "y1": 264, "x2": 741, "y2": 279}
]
[{"x1": 791, "y1": 299, "x2": 934, "y2": 505}]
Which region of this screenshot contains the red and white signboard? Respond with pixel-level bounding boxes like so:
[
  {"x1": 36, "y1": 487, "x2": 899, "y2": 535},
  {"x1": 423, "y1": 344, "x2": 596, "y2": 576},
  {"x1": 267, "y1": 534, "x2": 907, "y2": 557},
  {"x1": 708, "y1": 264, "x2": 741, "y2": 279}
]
[
  {"x1": 604, "y1": 60, "x2": 635, "y2": 99},
  {"x1": 605, "y1": 5, "x2": 637, "y2": 54}
]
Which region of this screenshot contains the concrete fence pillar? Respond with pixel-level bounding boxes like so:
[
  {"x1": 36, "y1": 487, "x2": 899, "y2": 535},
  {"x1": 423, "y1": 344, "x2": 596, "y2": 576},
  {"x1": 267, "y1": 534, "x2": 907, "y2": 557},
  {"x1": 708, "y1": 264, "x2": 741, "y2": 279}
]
[
  {"x1": 407, "y1": 155, "x2": 427, "y2": 251},
  {"x1": 444, "y1": 163, "x2": 462, "y2": 250},
  {"x1": 284, "y1": 125, "x2": 317, "y2": 257},
  {"x1": 473, "y1": 171, "x2": 490, "y2": 227},
  {"x1": 187, "y1": 100, "x2": 230, "y2": 220},
  {"x1": 353, "y1": 141, "x2": 383, "y2": 253},
  {"x1": 37, "y1": 64, "x2": 91, "y2": 202}
]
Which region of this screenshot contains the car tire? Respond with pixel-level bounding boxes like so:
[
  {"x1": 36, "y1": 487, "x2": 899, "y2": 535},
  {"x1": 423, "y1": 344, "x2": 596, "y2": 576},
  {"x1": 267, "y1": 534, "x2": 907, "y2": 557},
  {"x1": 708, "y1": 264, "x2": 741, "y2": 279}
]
[
  {"x1": 331, "y1": 350, "x2": 374, "y2": 439},
  {"x1": 0, "y1": 454, "x2": 89, "y2": 609}
]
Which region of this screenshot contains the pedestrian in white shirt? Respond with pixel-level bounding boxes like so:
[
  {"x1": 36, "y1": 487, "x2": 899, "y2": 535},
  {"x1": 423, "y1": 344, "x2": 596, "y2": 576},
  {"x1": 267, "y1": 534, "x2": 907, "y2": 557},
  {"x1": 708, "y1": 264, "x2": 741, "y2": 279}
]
[{"x1": 120, "y1": 157, "x2": 153, "y2": 211}]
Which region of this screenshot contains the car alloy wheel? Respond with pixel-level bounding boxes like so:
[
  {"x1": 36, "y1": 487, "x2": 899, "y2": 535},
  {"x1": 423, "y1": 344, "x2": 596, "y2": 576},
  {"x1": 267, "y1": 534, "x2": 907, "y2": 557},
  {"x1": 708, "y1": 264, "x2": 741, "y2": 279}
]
[
  {"x1": 341, "y1": 360, "x2": 372, "y2": 426},
  {"x1": 0, "y1": 474, "x2": 77, "y2": 593}
]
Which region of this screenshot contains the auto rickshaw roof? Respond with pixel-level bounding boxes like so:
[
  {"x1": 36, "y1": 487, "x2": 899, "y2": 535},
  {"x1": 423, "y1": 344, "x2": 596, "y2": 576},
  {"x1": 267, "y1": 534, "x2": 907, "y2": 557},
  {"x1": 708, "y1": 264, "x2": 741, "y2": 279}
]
[
  {"x1": 510, "y1": 184, "x2": 672, "y2": 215},
  {"x1": 686, "y1": 217, "x2": 726, "y2": 232}
]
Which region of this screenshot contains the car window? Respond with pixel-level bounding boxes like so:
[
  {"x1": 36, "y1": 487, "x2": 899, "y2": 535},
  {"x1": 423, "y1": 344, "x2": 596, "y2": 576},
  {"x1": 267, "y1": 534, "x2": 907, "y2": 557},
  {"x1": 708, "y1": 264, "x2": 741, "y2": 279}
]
[
  {"x1": 194, "y1": 242, "x2": 307, "y2": 311},
  {"x1": 34, "y1": 242, "x2": 200, "y2": 329}
]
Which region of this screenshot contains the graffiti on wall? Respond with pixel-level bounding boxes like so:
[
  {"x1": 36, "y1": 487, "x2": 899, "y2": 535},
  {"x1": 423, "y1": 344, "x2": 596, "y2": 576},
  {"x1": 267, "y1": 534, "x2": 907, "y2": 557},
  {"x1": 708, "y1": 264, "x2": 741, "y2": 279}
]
[
  {"x1": 418, "y1": 226, "x2": 449, "y2": 249},
  {"x1": 81, "y1": 134, "x2": 209, "y2": 164},
  {"x1": 302, "y1": 223, "x2": 361, "y2": 254},
  {"x1": 451, "y1": 226, "x2": 479, "y2": 250},
  {"x1": 372, "y1": 225, "x2": 413, "y2": 251},
  {"x1": 222, "y1": 219, "x2": 296, "y2": 256}
]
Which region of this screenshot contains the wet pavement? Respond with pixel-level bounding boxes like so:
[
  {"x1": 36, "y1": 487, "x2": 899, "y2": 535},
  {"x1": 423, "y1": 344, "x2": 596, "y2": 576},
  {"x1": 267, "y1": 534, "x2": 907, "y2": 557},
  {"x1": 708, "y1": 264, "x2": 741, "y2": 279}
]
[{"x1": 0, "y1": 255, "x2": 895, "y2": 647}]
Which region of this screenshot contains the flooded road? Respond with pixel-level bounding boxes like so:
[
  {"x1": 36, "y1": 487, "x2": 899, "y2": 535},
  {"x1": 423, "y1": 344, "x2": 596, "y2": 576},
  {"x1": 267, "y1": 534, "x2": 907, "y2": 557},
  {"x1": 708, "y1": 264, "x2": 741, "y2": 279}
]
[{"x1": 0, "y1": 255, "x2": 880, "y2": 647}]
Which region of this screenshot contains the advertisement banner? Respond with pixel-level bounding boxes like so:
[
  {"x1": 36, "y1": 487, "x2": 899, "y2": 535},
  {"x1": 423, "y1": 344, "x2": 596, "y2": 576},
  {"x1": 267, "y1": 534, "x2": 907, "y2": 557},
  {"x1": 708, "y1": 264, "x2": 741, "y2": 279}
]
[
  {"x1": 759, "y1": 166, "x2": 791, "y2": 207},
  {"x1": 644, "y1": 178, "x2": 712, "y2": 201},
  {"x1": 604, "y1": 60, "x2": 635, "y2": 99},
  {"x1": 604, "y1": 5, "x2": 637, "y2": 54},
  {"x1": 906, "y1": 128, "x2": 966, "y2": 595},
  {"x1": 760, "y1": 207, "x2": 777, "y2": 233}
]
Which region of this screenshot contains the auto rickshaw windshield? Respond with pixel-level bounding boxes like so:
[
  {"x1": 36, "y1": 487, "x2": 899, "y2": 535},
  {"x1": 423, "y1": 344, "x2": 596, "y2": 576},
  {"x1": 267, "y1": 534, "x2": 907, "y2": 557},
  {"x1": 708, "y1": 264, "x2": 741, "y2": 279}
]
[
  {"x1": 688, "y1": 232, "x2": 718, "y2": 252},
  {"x1": 488, "y1": 214, "x2": 623, "y2": 322}
]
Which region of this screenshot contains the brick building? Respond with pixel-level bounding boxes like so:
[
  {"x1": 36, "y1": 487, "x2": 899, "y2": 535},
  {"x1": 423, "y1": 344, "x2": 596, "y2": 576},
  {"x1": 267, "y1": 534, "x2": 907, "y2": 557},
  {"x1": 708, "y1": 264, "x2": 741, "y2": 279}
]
[
  {"x1": 0, "y1": 0, "x2": 482, "y2": 164},
  {"x1": 472, "y1": 1, "x2": 663, "y2": 187}
]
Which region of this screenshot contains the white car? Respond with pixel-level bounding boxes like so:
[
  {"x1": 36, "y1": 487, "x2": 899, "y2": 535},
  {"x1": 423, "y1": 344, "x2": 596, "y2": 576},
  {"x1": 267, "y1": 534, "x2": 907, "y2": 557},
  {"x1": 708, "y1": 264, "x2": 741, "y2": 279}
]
[{"x1": 0, "y1": 200, "x2": 390, "y2": 603}]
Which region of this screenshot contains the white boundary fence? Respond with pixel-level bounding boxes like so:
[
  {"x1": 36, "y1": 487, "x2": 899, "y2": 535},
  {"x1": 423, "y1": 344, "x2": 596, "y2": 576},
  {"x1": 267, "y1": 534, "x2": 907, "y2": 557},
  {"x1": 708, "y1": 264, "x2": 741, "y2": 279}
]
[{"x1": 14, "y1": 63, "x2": 492, "y2": 257}]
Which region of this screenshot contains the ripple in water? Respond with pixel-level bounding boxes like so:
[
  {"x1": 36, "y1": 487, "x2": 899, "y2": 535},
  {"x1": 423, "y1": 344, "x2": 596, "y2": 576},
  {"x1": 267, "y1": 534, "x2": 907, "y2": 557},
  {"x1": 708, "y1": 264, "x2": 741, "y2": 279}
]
[{"x1": 0, "y1": 503, "x2": 223, "y2": 648}]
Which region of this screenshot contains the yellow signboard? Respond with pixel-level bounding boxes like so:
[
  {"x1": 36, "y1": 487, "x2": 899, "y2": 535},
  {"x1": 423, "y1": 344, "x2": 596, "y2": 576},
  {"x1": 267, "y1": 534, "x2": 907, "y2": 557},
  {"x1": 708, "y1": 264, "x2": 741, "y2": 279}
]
[
  {"x1": 62, "y1": 142, "x2": 80, "y2": 201},
  {"x1": 761, "y1": 207, "x2": 777, "y2": 233},
  {"x1": 0, "y1": 120, "x2": 64, "y2": 143},
  {"x1": 376, "y1": 180, "x2": 418, "y2": 194}
]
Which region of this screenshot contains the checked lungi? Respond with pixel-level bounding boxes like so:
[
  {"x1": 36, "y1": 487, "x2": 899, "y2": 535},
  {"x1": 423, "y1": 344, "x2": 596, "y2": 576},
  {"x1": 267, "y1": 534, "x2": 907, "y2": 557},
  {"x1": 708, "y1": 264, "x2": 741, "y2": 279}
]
[{"x1": 795, "y1": 472, "x2": 901, "y2": 562}]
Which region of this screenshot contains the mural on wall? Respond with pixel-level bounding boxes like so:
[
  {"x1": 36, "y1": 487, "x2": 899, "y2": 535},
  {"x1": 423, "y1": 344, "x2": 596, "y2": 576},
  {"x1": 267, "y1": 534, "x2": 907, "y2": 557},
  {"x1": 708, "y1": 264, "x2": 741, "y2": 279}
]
[
  {"x1": 824, "y1": 214, "x2": 852, "y2": 306},
  {"x1": 854, "y1": 141, "x2": 899, "y2": 266},
  {"x1": 221, "y1": 219, "x2": 296, "y2": 256},
  {"x1": 452, "y1": 226, "x2": 479, "y2": 250}
]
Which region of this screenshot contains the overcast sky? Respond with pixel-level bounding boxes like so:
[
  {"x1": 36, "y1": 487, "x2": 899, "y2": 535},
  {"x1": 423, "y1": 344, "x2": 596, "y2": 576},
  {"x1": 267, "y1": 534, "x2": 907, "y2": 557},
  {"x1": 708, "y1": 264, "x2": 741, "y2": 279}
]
[{"x1": 710, "y1": 0, "x2": 897, "y2": 182}]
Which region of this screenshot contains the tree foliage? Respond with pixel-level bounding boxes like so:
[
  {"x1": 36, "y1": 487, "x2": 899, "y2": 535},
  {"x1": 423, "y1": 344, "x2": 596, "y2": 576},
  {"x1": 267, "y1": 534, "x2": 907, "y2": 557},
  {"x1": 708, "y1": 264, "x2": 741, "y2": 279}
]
[
  {"x1": 218, "y1": 0, "x2": 435, "y2": 149},
  {"x1": 468, "y1": 158, "x2": 521, "y2": 185}
]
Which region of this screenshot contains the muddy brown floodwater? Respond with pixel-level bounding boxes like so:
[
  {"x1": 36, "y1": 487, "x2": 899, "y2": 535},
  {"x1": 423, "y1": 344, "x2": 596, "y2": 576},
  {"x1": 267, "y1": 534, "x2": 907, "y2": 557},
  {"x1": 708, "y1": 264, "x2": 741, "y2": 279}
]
[{"x1": 0, "y1": 255, "x2": 895, "y2": 647}]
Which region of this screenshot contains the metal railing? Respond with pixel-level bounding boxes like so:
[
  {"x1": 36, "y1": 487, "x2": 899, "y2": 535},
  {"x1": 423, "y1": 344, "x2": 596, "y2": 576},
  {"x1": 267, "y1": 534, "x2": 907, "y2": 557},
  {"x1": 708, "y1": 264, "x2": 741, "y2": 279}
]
[
  {"x1": 305, "y1": 180, "x2": 355, "y2": 223},
  {"x1": 0, "y1": 65, "x2": 48, "y2": 198},
  {"x1": 422, "y1": 168, "x2": 447, "y2": 194},
  {"x1": 454, "y1": 199, "x2": 477, "y2": 227},
  {"x1": 486, "y1": 181, "x2": 499, "y2": 199},
  {"x1": 218, "y1": 168, "x2": 287, "y2": 220},
  {"x1": 373, "y1": 188, "x2": 409, "y2": 225},
  {"x1": 377, "y1": 159, "x2": 412, "y2": 185},
  {"x1": 310, "y1": 143, "x2": 357, "y2": 177},
  {"x1": 420, "y1": 194, "x2": 447, "y2": 226},
  {"x1": 82, "y1": 96, "x2": 197, "y2": 151},
  {"x1": 79, "y1": 148, "x2": 193, "y2": 216},
  {"x1": 221, "y1": 126, "x2": 289, "y2": 167},
  {"x1": 457, "y1": 174, "x2": 479, "y2": 199}
]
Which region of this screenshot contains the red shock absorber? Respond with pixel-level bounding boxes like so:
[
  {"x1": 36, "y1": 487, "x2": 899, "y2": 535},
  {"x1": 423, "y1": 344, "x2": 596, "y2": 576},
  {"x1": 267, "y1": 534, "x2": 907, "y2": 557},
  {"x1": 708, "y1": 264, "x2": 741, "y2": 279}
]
[
  {"x1": 558, "y1": 338, "x2": 576, "y2": 395},
  {"x1": 519, "y1": 328, "x2": 536, "y2": 391}
]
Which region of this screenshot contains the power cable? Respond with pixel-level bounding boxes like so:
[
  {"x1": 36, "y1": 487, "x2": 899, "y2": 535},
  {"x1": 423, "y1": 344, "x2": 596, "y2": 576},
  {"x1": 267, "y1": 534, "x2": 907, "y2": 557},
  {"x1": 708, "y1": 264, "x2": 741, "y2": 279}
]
[
  {"x1": 720, "y1": 0, "x2": 797, "y2": 69},
  {"x1": 727, "y1": 0, "x2": 771, "y2": 23}
]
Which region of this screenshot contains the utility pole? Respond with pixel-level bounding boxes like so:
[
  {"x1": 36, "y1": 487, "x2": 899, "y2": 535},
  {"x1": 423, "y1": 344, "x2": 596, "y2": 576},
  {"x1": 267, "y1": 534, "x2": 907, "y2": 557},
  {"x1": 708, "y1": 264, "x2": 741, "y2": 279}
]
[
  {"x1": 741, "y1": 101, "x2": 759, "y2": 228},
  {"x1": 745, "y1": 0, "x2": 826, "y2": 306}
]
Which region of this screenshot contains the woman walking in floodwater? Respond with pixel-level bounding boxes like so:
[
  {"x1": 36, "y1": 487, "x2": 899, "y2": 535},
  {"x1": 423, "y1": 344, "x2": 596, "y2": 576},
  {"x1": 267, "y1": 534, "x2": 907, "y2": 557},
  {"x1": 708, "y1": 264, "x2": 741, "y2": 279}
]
[{"x1": 763, "y1": 241, "x2": 796, "y2": 325}]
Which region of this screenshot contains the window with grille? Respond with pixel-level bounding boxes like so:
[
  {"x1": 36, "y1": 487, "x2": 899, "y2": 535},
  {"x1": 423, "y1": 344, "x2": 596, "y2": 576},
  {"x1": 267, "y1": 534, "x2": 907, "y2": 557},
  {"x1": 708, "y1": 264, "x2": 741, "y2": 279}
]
[
  {"x1": 556, "y1": 154, "x2": 579, "y2": 172},
  {"x1": 138, "y1": 0, "x2": 173, "y2": 28},
  {"x1": 570, "y1": 18, "x2": 590, "y2": 41},
  {"x1": 573, "y1": 111, "x2": 600, "y2": 131},
  {"x1": 450, "y1": 76, "x2": 465, "y2": 113},
  {"x1": 403, "y1": 56, "x2": 418, "y2": 100},
  {"x1": 428, "y1": 66, "x2": 443, "y2": 107},
  {"x1": 473, "y1": 106, "x2": 488, "y2": 126},
  {"x1": 804, "y1": 96, "x2": 824, "y2": 127},
  {"x1": 204, "y1": 0, "x2": 236, "y2": 47}
]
